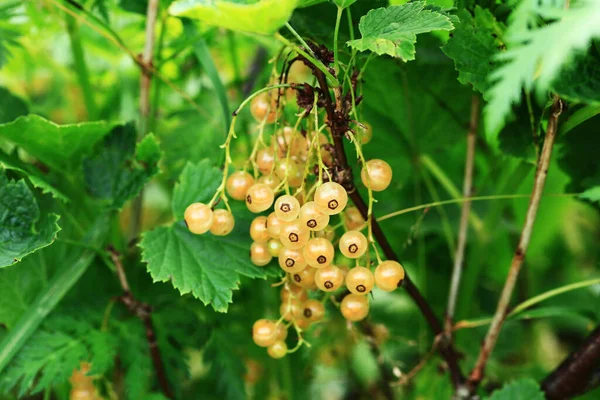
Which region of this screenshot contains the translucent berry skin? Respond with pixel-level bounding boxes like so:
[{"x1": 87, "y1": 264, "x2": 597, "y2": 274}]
[
  {"x1": 302, "y1": 299, "x2": 325, "y2": 322},
  {"x1": 280, "y1": 284, "x2": 308, "y2": 302},
  {"x1": 291, "y1": 266, "x2": 316, "y2": 289},
  {"x1": 226, "y1": 171, "x2": 255, "y2": 201},
  {"x1": 246, "y1": 183, "x2": 275, "y2": 213},
  {"x1": 275, "y1": 323, "x2": 288, "y2": 341},
  {"x1": 315, "y1": 226, "x2": 336, "y2": 242},
  {"x1": 250, "y1": 216, "x2": 269, "y2": 243},
  {"x1": 275, "y1": 195, "x2": 301, "y2": 222},
  {"x1": 299, "y1": 201, "x2": 330, "y2": 231},
  {"x1": 273, "y1": 126, "x2": 308, "y2": 161},
  {"x1": 266, "y1": 213, "x2": 283, "y2": 239},
  {"x1": 278, "y1": 248, "x2": 307, "y2": 274},
  {"x1": 275, "y1": 160, "x2": 304, "y2": 188},
  {"x1": 268, "y1": 340, "x2": 288, "y2": 359},
  {"x1": 345, "y1": 266, "x2": 375, "y2": 295},
  {"x1": 250, "y1": 93, "x2": 277, "y2": 124},
  {"x1": 256, "y1": 147, "x2": 275, "y2": 175},
  {"x1": 267, "y1": 239, "x2": 283, "y2": 257},
  {"x1": 279, "y1": 220, "x2": 310, "y2": 250},
  {"x1": 374, "y1": 260, "x2": 406, "y2": 291},
  {"x1": 279, "y1": 298, "x2": 302, "y2": 321},
  {"x1": 340, "y1": 294, "x2": 369, "y2": 322},
  {"x1": 357, "y1": 122, "x2": 372, "y2": 144},
  {"x1": 315, "y1": 265, "x2": 344, "y2": 292},
  {"x1": 252, "y1": 319, "x2": 278, "y2": 347},
  {"x1": 295, "y1": 317, "x2": 311, "y2": 330},
  {"x1": 303, "y1": 237, "x2": 334, "y2": 268},
  {"x1": 184, "y1": 203, "x2": 214, "y2": 234},
  {"x1": 250, "y1": 242, "x2": 272, "y2": 266},
  {"x1": 361, "y1": 159, "x2": 392, "y2": 192},
  {"x1": 339, "y1": 230, "x2": 368, "y2": 258},
  {"x1": 257, "y1": 174, "x2": 280, "y2": 190},
  {"x1": 344, "y1": 206, "x2": 365, "y2": 230},
  {"x1": 314, "y1": 182, "x2": 348, "y2": 215},
  {"x1": 210, "y1": 209, "x2": 235, "y2": 236}
]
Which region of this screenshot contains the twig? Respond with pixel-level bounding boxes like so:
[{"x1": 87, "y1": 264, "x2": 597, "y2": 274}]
[
  {"x1": 392, "y1": 334, "x2": 441, "y2": 386},
  {"x1": 130, "y1": 0, "x2": 159, "y2": 240},
  {"x1": 542, "y1": 324, "x2": 600, "y2": 399},
  {"x1": 108, "y1": 247, "x2": 173, "y2": 399},
  {"x1": 360, "y1": 321, "x2": 395, "y2": 400},
  {"x1": 467, "y1": 97, "x2": 564, "y2": 390},
  {"x1": 445, "y1": 95, "x2": 480, "y2": 334}
]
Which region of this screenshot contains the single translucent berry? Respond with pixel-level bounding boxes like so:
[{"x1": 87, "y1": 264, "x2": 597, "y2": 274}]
[
  {"x1": 357, "y1": 122, "x2": 372, "y2": 144},
  {"x1": 246, "y1": 183, "x2": 275, "y2": 213},
  {"x1": 273, "y1": 126, "x2": 308, "y2": 161},
  {"x1": 279, "y1": 298, "x2": 302, "y2": 321},
  {"x1": 184, "y1": 203, "x2": 214, "y2": 234},
  {"x1": 299, "y1": 201, "x2": 330, "y2": 231},
  {"x1": 302, "y1": 299, "x2": 325, "y2": 322},
  {"x1": 291, "y1": 266, "x2": 316, "y2": 289},
  {"x1": 275, "y1": 195, "x2": 301, "y2": 222},
  {"x1": 340, "y1": 294, "x2": 369, "y2": 322},
  {"x1": 267, "y1": 239, "x2": 283, "y2": 257},
  {"x1": 226, "y1": 171, "x2": 255, "y2": 201},
  {"x1": 257, "y1": 174, "x2": 281, "y2": 190},
  {"x1": 315, "y1": 265, "x2": 344, "y2": 292},
  {"x1": 374, "y1": 260, "x2": 405, "y2": 291},
  {"x1": 256, "y1": 147, "x2": 275, "y2": 175},
  {"x1": 295, "y1": 317, "x2": 311, "y2": 330},
  {"x1": 250, "y1": 242, "x2": 272, "y2": 266},
  {"x1": 252, "y1": 319, "x2": 278, "y2": 347},
  {"x1": 361, "y1": 159, "x2": 392, "y2": 192},
  {"x1": 303, "y1": 237, "x2": 334, "y2": 268},
  {"x1": 266, "y1": 212, "x2": 283, "y2": 239},
  {"x1": 315, "y1": 225, "x2": 336, "y2": 242},
  {"x1": 210, "y1": 209, "x2": 235, "y2": 236},
  {"x1": 275, "y1": 160, "x2": 304, "y2": 188},
  {"x1": 268, "y1": 341, "x2": 288, "y2": 359},
  {"x1": 275, "y1": 323, "x2": 288, "y2": 341},
  {"x1": 278, "y1": 247, "x2": 307, "y2": 273},
  {"x1": 279, "y1": 220, "x2": 310, "y2": 250},
  {"x1": 345, "y1": 266, "x2": 375, "y2": 295},
  {"x1": 250, "y1": 93, "x2": 277, "y2": 124},
  {"x1": 280, "y1": 284, "x2": 308, "y2": 302},
  {"x1": 339, "y1": 230, "x2": 368, "y2": 259},
  {"x1": 344, "y1": 206, "x2": 365, "y2": 230},
  {"x1": 250, "y1": 216, "x2": 269, "y2": 243},
  {"x1": 314, "y1": 182, "x2": 348, "y2": 215}
]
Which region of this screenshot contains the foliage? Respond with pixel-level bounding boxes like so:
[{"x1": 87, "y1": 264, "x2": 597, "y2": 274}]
[{"x1": 0, "y1": 0, "x2": 599, "y2": 399}]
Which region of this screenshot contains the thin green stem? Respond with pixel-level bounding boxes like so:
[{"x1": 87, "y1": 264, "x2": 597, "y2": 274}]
[
  {"x1": 560, "y1": 104, "x2": 600, "y2": 135},
  {"x1": 333, "y1": 6, "x2": 343, "y2": 74},
  {"x1": 149, "y1": 11, "x2": 168, "y2": 133},
  {"x1": 420, "y1": 166, "x2": 456, "y2": 258},
  {"x1": 65, "y1": 13, "x2": 97, "y2": 119}
]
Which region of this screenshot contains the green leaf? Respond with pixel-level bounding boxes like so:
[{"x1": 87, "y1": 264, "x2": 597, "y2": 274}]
[
  {"x1": 169, "y1": 0, "x2": 298, "y2": 35},
  {"x1": 0, "y1": 173, "x2": 61, "y2": 268},
  {"x1": 441, "y1": 7, "x2": 505, "y2": 94},
  {"x1": 141, "y1": 160, "x2": 279, "y2": 312},
  {"x1": 297, "y1": 0, "x2": 327, "y2": 7},
  {"x1": 347, "y1": 2, "x2": 454, "y2": 61},
  {"x1": 487, "y1": 379, "x2": 545, "y2": 400},
  {"x1": 204, "y1": 329, "x2": 246, "y2": 400},
  {"x1": 0, "y1": 152, "x2": 69, "y2": 202},
  {"x1": 334, "y1": 0, "x2": 357, "y2": 8},
  {"x1": 483, "y1": 0, "x2": 600, "y2": 138},
  {"x1": 0, "y1": 115, "x2": 118, "y2": 174},
  {"x1": 0, "y1": 2, "x2": 22, "y2": 69},
  {"x1": 0, "y1": 87, "x2": 28, "y2": 124},
  {"x1": 83, "y1": 124, "x2": 162, "y2": 209},
  {"x1": 552, "y1": 52, "x2": 600, "y2": 105},
  {"x1": 580, "y1": 186, "x2": 600, "y2": 205}
]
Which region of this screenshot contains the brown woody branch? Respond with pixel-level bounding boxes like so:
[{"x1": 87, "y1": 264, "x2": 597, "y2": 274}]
[
  {"x1": 542, "y1": 324, "x2": 600, "y2": 399},
  {"x1": 108, "y1": 247, "x2": 173, "y2": 399},
  {"x1": 467, "y1": 97, "x2": 564, "y2": 391}
]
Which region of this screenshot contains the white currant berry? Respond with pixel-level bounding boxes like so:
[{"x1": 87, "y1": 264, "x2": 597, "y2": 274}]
[
  {"x1": 361, "y1": 159, "x2": 392, "y2": 192},
  {"x1": 275, "y1": 195, "x2": 301, "y2": 222},
  {"x1": 314, "y1": 182, "x2": 348, "y2": 215},
  {"x1": 210, "y1": 209, "x2": 235, "y2": 236},
  {"x1": 339, "y1": 230, "x2": 368, "y2": 258},
  {"x1": 299, "y1": 201, "x2": 330, "y2": 231},
  {"x1": 184, "y1": 203, "x2": 213, "y2": 234}
]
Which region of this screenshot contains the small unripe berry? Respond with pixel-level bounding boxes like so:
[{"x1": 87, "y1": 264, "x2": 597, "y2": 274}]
[
  {"x1": 314, "y1": 182, "x2": 348, "y2": 215},
  {"x1": 250, "y1": 216, "x2": 269, "y2": 243},
  {"x1": 361, "y1": 159, "x2": 392, "y2": 192},
  {"x1": 280, "y1": 220, "x2": 310, "y2": 250},
  {"x1": 250, "y1": 242, "x2": 272, "y2": 266},
  {"x1": 278, "y1": 248, "x2": 307, "y2": 273},
  {"x1": 267, "y1": 239, "x2": 283, "y2": 257},
  {"x1": 246, "y1": 184, "x2": 275, "y2": 213},
  {"x1": 299, "y1": 201, "x2": 330, "y2": 231},
  {"x1": 340, "y1": 294, "x2": 369, "y2": 322},
  {"x1": 184, "y1": 203, "x2": 213, "y2": 234},
  {"x1": 210, "y1": 209, "x2": 235, "y2": 236},
  {"x1": 275, "y1": 195, "x2": 301, "y2": 222},
  {"x1": 303, "y1": 238, "x2": 334, "y2": 268},
  {"x1": 257, "y1": 174, "x2": 281, "y2": 190},
  {"x1": 275, "y1": 160, "x2": 303, "y2": 188},
  {"x1": 252, "y1": 319, "x2": 278, "y2": 347},
  {"x1": 345, "y1": 266, "x2": 375, "y2": 295},
  {"x1": 344, "y1": 206, "x2": 365, "y2": 230},
  {"x1": 315, "y1": 226, "x2": 336, "y2": 242},
  {"x1": 374, "y1": 260, "x2": 405, "y2": 291},
  {"x1": 339, "y1": 231, "x2": 368, "y2": 259},
  {"x1": 226, "y1": 171, "x2": 255, "y2": 201},
  {"x1": 315, "y1": 265, "x2": 344, "y2": 292},
  {"x1": 357, "y1": 122, "x2": 372, "y2": 144}
]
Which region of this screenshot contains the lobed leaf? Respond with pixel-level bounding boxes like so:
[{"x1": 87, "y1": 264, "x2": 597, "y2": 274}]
[{"x1": 487, "y1": 379, "x2": 545, "y2": 400}]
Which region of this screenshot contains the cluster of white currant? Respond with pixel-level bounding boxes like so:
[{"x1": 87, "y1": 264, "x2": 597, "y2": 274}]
[{"x1": 183, "y1": 90, "x2": 405, "y2": 359}]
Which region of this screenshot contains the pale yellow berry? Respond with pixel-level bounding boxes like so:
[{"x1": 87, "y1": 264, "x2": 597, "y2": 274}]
[{"x1": 184, "y1": 203, "x2": 213, "y2": 234}]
